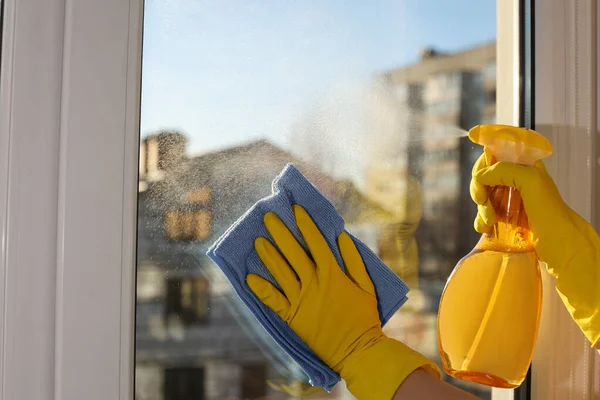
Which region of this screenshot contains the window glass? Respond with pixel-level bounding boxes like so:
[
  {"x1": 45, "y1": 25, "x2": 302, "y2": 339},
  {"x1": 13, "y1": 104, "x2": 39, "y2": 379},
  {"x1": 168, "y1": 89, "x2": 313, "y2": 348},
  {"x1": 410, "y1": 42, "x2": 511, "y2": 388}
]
[{"x1": 136, "y1": 1, "x2": 497, "y2": 399}]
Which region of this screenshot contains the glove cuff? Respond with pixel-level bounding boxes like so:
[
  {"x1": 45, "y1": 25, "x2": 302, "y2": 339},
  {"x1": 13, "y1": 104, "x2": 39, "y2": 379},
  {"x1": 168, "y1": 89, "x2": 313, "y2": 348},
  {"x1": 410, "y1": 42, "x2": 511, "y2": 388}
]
[
  {"x1": 339, "y1": 337, "x2": 441, "y2": 400},
  {"x1": 549, "y1": 214, "x2": 600, "y2": 347}
]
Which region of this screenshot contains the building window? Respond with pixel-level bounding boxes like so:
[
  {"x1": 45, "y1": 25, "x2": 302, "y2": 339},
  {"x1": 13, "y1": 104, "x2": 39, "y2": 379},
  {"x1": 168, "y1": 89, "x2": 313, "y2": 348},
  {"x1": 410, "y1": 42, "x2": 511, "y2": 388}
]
[
  {"x1": 394, "y1": 83, "x2": 409, "y2": 100},
  {"x1": 426, "y1": 99, "x2": 460, "y2": 116},
  {"x1": 165, "y1": 278, "x2": 210, "y2": 326},
  {"x1": 184, "y1": 187, "x2": 211, "y2": 204},
  {"x1": 165, "y1": 209, "x2": 212, "y2": 241},
  {"x1": 164, "y1": 367, "x2": 205, "y2": 400},
  {"x1": 240, "y1": 364, "x2": 267, "y2": 400},
  {"x1": 423, "y1": 148, "x2": 459, "y2": 164},
  {"x1": 483, "y1": 60, "x2": 497, "y2": 80},
  {"x1": 194, "y1": 210, "x2": 211, "y2": 240},
  {"x1": 136, "y1": 264, "x2": 165, "y2": 301},
  {"x1": 481, "y1": 115, "x2": 496, "y2": 124},
  {"x1": 165, "y1": 187, "x2": 212, "y2": 242}
]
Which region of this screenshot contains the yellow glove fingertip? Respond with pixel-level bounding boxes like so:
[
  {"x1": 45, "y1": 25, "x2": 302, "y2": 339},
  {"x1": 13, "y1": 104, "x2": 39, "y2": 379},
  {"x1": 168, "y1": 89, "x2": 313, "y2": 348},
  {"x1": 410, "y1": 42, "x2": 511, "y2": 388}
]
[
  {"x1": 292, "y1": 204, "x2": 338, "y2": 271},
  {"x1": 470, "y1": 179, "x2": 489, "y2": 205},
  {"x1": 253, "y1": 236, "x2": 268, "y2": 254},
  {"x1": 474, "y1": 212, "x2": 493, "y2": 234},
  {"x1": 263, "y1": 211, "x2": 281, "y2": 229},
  {"x1": 479, "y1": 199, "x2": 497, "y2": 224},
  {"x1": 292, "y1": 203, "x2": 307, "y2": 213},
  {"x1": 338, "y1": 232, "x2": 375, "y2": 295},
  {"x1": 533, "y1": 159, "x2": 551, "y2": 177},
  {"x1": 472, "y1": 152, "x2": 487, "y2": 174},
  {"x1": 484, "y1": 146, "x2": 495, "y2": 165},
  {"x1": 246, "y1": 273, "x2": 267, "y2": 295},
  {"x1": 292, "y1": 204, "x2": 311, "y2": 226},
  {"x1": 247, "y1": 274, "x2": 291, "y2": 319}
]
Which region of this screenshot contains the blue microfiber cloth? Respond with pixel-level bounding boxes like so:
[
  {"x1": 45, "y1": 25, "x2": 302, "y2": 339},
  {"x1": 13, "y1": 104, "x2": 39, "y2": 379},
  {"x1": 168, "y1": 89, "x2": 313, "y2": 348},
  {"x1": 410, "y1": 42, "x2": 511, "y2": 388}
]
[{"x1": 207, "y1": 163, "x2": 410, "y2": 391}]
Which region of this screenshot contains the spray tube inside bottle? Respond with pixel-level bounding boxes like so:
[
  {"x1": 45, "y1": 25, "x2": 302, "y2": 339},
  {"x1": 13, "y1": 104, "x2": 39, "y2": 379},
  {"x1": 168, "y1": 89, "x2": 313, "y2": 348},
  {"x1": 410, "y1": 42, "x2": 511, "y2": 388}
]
[{"x1": 436, "y1": 125, "x2": 552, "y2": 388}]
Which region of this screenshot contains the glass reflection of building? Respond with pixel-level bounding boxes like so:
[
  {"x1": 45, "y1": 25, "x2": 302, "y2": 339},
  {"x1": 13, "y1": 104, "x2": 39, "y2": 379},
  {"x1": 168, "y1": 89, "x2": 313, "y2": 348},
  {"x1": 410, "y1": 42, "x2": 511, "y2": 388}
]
[
  {"x1": 371, "y1": 42, "x2": 496, "y2": 282},
  {"x1": 367, "y1": 42, "x2": 496, "y2": 398},
  {"x1": 134, "y1": 41, "x2": 497, "y2": 400}
]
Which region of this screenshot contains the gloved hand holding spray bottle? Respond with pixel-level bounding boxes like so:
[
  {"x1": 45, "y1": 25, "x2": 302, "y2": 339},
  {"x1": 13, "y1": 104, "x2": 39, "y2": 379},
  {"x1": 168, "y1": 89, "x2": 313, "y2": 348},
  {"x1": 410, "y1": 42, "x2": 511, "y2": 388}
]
[{"x1": 437, "y1": 125, "x2": 552, "y2": 388}]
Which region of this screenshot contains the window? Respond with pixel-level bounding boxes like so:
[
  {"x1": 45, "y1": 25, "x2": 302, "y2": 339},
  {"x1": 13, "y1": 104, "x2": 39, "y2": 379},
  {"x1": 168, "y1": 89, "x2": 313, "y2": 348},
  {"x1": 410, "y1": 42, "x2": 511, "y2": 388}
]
[
  {"x1": 164, "y1": 368, "x2": 205, "y2": 400},
  {"x1": 481, "y1": 115, "x2": 496, "y2": 125},
  {"x1": 240, "y1": 364, "x2": 267, "y2": 400},
  {"x1": 486, "y1": 89, "x2": 497, "y2": 104},
  {"x1": 483, "y1": 60, "x2": 497, "y2": 80},
  {"x1": 394, "y1": 83, "x2": 409, "y2": 100},
  {"x1": 425, "y1": 72, "x2": 462, "y2": 103},
  {"x1": 137, "y1": 264, "x2": 165, "y2": 301},
  {"x1": 165, "y1": 209, "x2": 211, "y2": 242},
  {"x1": 426, "y1": 99, "x2": 460, "y2": 116},
  {"x1": 423, "y1": 148, "x2": 459, "y2": 164},
  {"x1": 162, "y1": 186, "x2": 212, "y2": 242},
  {"x1": 135, "y1": 2, "x2": 497, "y2": 399},
  {"x1": 165, "y1": 278, "x2": 210, "y2": 327},
  {"x1": 7, "y1": 1, "x2": 597, "y2": 400}
]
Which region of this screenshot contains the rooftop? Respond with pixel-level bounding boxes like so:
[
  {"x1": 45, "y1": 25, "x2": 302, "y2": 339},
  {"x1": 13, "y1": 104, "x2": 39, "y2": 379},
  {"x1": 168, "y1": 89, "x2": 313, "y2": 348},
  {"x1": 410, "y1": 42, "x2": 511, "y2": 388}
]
[{"x1": 380, "y1": 41, "x2": 496, "y2": 85}]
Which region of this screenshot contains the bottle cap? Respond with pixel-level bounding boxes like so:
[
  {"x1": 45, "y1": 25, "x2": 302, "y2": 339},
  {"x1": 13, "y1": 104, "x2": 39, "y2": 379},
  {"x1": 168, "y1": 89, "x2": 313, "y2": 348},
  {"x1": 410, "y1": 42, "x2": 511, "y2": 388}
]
[{"x1": 468, "y1": 124, "x2": 552, "y2": 166}]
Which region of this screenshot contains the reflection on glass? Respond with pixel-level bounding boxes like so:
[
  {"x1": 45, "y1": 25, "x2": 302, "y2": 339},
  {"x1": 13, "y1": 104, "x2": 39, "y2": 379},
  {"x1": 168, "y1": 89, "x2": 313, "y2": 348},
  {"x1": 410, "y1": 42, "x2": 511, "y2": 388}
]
[{"x1": 136, "y1": 1, "x2": 497, "y2": 399}]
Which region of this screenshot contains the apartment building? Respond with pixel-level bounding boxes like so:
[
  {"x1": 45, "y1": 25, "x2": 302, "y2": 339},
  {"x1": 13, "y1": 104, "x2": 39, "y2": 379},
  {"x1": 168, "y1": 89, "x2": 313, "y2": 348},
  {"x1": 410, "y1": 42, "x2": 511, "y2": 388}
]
[{"x1": 371, "y1": 42, "x2": 496, "y2": 280}]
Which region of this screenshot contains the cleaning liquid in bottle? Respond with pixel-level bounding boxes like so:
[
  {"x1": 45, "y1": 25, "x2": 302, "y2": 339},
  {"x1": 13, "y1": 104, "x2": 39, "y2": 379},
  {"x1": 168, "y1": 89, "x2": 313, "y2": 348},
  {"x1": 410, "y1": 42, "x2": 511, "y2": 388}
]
[{"x1": 437, "y1": 124, "x2": 552, "y2": 388}]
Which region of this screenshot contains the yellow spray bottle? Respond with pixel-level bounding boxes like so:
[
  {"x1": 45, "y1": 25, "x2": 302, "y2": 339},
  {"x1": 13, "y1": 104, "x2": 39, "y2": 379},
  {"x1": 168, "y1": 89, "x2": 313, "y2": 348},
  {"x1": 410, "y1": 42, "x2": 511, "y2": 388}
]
[{"x1": 436, "y1": 125, "x2": 552, "y2": 388}]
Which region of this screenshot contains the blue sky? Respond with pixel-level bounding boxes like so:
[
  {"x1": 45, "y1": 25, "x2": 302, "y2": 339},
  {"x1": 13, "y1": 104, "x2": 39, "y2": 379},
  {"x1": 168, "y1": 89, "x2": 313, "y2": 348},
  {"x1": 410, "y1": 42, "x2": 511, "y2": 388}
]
[{"x1": 140, "y1": 0, "x2": 496, "y2": 157}]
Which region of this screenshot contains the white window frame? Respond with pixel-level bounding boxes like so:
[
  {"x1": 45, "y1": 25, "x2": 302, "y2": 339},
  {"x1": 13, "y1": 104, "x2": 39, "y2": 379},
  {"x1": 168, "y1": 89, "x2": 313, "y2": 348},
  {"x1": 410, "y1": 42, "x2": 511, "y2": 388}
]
[
  {"x1": 495, "y1": 1, "x2": 600, "y2": 399},
  {"x1": 0, "y1": 0, "x2": 142, "y2": 398},
  {"x1": 0, "y1": 1, "x2": 597, "y2": 400},
  {"x1": 531, "y1": 0, "x2": 600, "y2": 398},
  {"x1": 492, "y1": 2, "x2": 519, "y2": 398}
]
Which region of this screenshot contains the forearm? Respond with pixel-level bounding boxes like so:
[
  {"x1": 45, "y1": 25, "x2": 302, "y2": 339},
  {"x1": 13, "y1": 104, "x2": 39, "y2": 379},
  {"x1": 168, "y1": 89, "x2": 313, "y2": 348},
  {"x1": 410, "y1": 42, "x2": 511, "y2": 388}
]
[
  {"x1": 549, "y1": 213, "x2": 600, "y2": 348},
  {"x1": 393, "y1": 368, "x2": 481, "y2": 400}
]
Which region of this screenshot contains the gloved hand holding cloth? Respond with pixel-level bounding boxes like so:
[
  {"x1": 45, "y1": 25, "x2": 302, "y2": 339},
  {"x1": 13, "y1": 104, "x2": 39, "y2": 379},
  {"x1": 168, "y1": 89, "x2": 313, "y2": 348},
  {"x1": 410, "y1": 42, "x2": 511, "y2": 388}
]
[{"x1": 248, "y1": 205, "x2": 440, "y2": 399}]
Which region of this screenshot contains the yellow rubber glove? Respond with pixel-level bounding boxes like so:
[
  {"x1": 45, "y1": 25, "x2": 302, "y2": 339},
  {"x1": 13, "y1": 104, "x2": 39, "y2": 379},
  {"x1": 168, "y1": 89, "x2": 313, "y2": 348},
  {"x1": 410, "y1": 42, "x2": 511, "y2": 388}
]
[
  {"x1": 247, "y1": 205, "x2": 440, "y2": 400},
  {"x1": 470, "y1": 126, "x2": 600, "y2": 347}
]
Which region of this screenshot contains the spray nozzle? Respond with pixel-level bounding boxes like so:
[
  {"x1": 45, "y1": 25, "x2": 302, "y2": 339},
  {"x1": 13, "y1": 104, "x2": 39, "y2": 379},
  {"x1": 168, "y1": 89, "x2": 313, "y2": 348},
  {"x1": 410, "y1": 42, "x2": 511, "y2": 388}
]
[{"x1": 468, "y1": 124, "x2": 552, "y2": 166}]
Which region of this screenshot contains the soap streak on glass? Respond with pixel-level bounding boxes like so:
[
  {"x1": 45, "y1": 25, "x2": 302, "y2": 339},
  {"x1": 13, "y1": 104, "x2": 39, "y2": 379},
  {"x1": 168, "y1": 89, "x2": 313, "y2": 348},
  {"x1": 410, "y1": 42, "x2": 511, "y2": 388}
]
[{"x1": 135, "y1": 1, "x2": 498, "y2": 399}]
